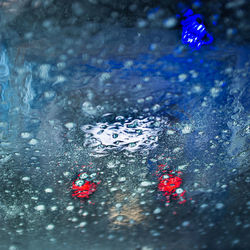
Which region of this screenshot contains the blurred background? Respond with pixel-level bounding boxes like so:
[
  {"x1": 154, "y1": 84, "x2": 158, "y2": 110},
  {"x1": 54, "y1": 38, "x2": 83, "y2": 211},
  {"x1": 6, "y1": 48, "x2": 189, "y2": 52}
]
[{"x1": 0, "y1": 0, "x2": 249, "y2": 250}]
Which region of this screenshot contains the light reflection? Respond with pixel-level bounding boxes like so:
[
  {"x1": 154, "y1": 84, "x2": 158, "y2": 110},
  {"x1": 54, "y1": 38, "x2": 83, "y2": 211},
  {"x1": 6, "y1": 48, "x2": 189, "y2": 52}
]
[
  {"x1": 81, "y1": 117, "x2": 166, "y2": 155},
  {"x1": 109, "y1": 193, "x2": 145, "y2": 228}
]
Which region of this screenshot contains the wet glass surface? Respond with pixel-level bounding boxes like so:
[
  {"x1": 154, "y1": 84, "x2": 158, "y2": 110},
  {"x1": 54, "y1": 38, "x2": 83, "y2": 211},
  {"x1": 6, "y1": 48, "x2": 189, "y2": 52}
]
[{"x1": 0, "y1": 1, "x2": 249, "y2": 250}]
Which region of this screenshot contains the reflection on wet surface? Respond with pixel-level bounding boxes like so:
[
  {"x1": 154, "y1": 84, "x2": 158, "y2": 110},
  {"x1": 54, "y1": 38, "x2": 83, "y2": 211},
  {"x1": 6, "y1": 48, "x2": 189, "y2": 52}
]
[{"x1": 0, "y1": 1, "x2": 250, "y2": 250}]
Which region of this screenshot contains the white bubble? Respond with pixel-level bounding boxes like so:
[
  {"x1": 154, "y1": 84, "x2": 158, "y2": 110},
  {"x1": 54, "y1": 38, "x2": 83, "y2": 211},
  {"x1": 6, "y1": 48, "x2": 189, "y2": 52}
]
[
  {"x1": 182, "y1": 125, "x2": 192, "y2": 134},
  {"x1": 79, "y1": 173, "x2": 88, "y2": 179},
  {"x1": 21, "y1": 132, "x2": 31, "y2": 138},
  {"x1": 124, "y1": 60, "x2": 133, "y2": 68},
  {"x1": 63, "y1": 172, "x2": 70, "y2": 177},
  {"x1": 118, "y1": 177, "x2": 126, "y2": 182},
  {"x1": 178, "y1": 74, "x2": 187, "y2": 82},
  {"x1": 28, "y1": 139, "x2": 38, "y2": 145},
  {"x1": 75, "y1": 180, "x2": 84, "y2": 186},
  {"x1": 44, "y1": 188, "x2": 53, "y2": 193},
  {"x1": 153, "y1": 208, "x2": 161, "y2": 214},
  {"x1": 116, "y1": 215, "x2": 124, "y2": 221},
  {"x1": 79, "y1": 222, "x2": 87, "y2": 227},
  {"x1": 22, "y1": 177, "x2": 30, "y2": 181},
  {"x1": 42, "y1": 20, "x2": 52, "y2": 28},
  {"x1": 50, "y1": 206, "x2": 58, "y2": 211},
  {"x1": 35, "y1": 205, "x2": 45, "y2": 211},
  {"x1": 142, "y1": 247, "x2": 153, "y2": 250},
  {"x1": 81, "y1": 101, "x2": 96, "y2": 115},
  {"x1": 99, "y1": 72, "x2": 111, "y2": 82},
  {"x1": 215, "y1": 203, "x2": 224, "y2": 209},
  {"x1": 82, "y1": 211, "x2": 88, "y2": 216},
  {"x1": 140, "y1": 181, "x2": 154, "y2": 187},
  {"x1": 178, "y1": 164, "x2": 188, "y2": 170},
  {"x1": 115, "y1": 203, "x2": 122, "y2": 209},
  {"x1": 90, "y1": 173, "x2": 96, "y2": 179},
  {"x1": 44, "y1": 91, "x2": 55, "y2": 99},
  {"x1": 137, "y1": 98, "x2": 144, "y2": 104},
  {"x1": 107, "y1": 161, "x2": 116, "y2": 169},
  {"x1": 162, "y1": 175, "x2": 169, "y2": 179},
  {"x1": 182, "y1": 221, "x2": 190, "y2": 227},
  {"x1": 150, "y1": 43, "x2": 157, "y2": 50},
  {"x1": 46, "y1": 224, "x2": 55, "y2": 230},
  {"x1": 200, "y1": 204, "x2": 208, "y2": 209},
  {"x1": 110, "y1": 187, "x2": 118, "y2": 192},
  {"x1": 163, "y1": 17, "x2": 177, "y2": 28},
  {"x1": 65, "y1": 122, "x2": 75, "y2": 130},
  {"x1": 9, "y1": 245, "x2": 18, "y2": 250},
  {"x1": 71, "y1": 217, "x2": 78, "y2": 222},
  {"x1": 152, "y1": 104, "x2": 160, "y2": 112},
  {"x1": 210, "y1": 87, "x2": 221, "y2": 98},
  {"x1": 190, "y1": 70, "x2": 198, "y2": 78},
  {"x1": 176, "y1": 188, "x2": 184, "y2": 194},
  {"x1": 57, "y1": 62, "x2": 66, "y2": 69},
  {"x1": 192, "y1": 85, "x2": 202, "y2": 93},
  {"x1": 66, "y1": 205, "x2": 74, "y2": 211},
  {"x1": 173, "y1": 147, "x2": 181, "y2": 153},
  {"x1": 39, "y1": 64, "x2": 50, "y2": 79},
  {"x1": 232, "y1": 239, "x2": 240, "y2": 245},
  {"x1": 137, "y1": 19, "x2": 147, "y2": 28}
]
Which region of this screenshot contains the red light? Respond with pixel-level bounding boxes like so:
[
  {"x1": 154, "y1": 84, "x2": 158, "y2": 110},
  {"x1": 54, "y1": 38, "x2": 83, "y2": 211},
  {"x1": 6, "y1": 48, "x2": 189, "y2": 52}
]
[
  {"x1": 72, "y1": 179, "x2": 97, "y2": 198},
  {"x1": 157, "y1": 169, "x2": 186, "y2": 205},
  {"x1": 71, "y1": 167, "x2": 100, "y2": 199}
]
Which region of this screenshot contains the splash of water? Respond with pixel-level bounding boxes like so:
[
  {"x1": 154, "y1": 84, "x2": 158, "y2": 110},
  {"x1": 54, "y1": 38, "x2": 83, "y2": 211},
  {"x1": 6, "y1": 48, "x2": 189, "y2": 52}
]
[{"x1": 19, "y1": 63, "x2": 35, "y2": 113}]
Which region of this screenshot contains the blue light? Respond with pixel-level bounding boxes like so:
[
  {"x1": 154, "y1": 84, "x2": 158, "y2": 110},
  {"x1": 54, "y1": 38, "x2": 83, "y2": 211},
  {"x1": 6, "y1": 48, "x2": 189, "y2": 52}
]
[
  {"x1": 211, "y1": 14, "x2": 219, "y2": 26},
  {"x1": 147, "y1": 6, "x2": 160, "y2": 15},
  {"x1": 181, "y1": 9, "x2": 213, "y2": 49}
]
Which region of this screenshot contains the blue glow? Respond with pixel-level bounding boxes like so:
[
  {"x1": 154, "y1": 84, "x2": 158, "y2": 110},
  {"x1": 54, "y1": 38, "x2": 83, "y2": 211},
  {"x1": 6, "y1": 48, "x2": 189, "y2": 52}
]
[
  {"x1": 147, "y1": 6, "x2": 160, "y2": 15},
  {"x1": 211, "y1": 14, "x2": 219, "y2": 26},
  {"x1": 192, "y1": 1, "x2": 202, "y2": 9},
  {"x1": 181, "y1": 9, "x2": 213, "y2": 49}
]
